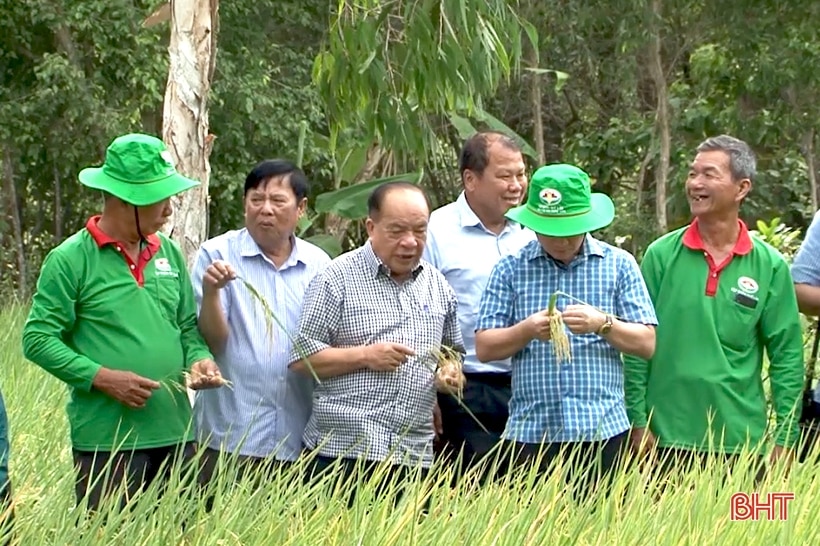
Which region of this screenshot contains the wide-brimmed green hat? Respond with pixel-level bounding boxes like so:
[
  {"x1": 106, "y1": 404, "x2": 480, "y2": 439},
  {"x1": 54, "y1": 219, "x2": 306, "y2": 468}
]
[
  {"x1": 505, "y1": 163, "x2": 615, "y2": 237},
  {"x1": 78, "y1": 133, "x2": 200, "y2": 206}
]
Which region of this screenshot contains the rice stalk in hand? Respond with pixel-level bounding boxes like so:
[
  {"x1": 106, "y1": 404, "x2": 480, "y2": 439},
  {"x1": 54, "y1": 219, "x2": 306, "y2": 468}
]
[
  {"x1": 427, "y1": 345, "x2": 489, "y2": 434},
  {"x1": 159, "y1": 373, "x2": 234, "y2": 402},
  {"x1": 431, "y1": 345, "x2": 466, "y2": 397},
  {"x1": 548, "y1": 292, "x2": 571, "y2": 364},
  {"x1": 183, "y1": 371, "x2": 234, "y2": 390},
  {"x1": 236, "y1": 276, "x2": 322, "y2": 385}
]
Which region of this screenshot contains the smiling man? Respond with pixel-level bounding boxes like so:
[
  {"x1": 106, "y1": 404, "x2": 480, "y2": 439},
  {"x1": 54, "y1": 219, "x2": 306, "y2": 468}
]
[
  {"x1": 624, "y1": 135, "x2": 804, "y2": 482},
  {"x1": 422, "y1": 132, "x2": 535, "y2": 484}
]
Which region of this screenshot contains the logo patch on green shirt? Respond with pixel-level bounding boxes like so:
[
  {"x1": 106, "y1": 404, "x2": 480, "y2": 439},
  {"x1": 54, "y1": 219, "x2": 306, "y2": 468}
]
[
  {"x1": 732, "y1": 275, "x2": 759, "y2": 308},
  {"x1": 154, "y1": 257, "x2": 179, "y2": 278}
]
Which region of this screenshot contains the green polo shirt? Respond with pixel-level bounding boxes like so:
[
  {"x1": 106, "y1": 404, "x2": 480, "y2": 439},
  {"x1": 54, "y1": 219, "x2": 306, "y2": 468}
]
[
  {"x1": 22, "y1": 216, "x2": 213, "y2": 452},
  {"x1": 624, "y1": 219, "x2": 804, "y2": 453}
]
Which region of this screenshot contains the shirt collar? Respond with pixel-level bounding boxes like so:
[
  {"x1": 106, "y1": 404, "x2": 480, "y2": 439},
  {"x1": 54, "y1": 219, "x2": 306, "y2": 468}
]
[
  {"x1": 682, "y1": 218, "x2": 753, "y2": 255},
  {"x1": 455, "y1": 191, "x2": 524, "y2": 234},
  {"x1": 239, "y1": 228, "x2": 304, "y2": 267},
  {"x1": 85, "y1": 215, "x2": 161, "y2": 252},
  {"x1": 456, "y1": 192, "x2": 482, "y2": 228},
  {"x1": 362, "y1": 240, "x2": 423, "y2": 280},
  {"x1": 525, "y1": 234, "x2": 606, "y2": 262}
]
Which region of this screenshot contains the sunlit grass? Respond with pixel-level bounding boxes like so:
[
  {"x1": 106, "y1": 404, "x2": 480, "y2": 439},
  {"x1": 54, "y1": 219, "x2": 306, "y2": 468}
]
[{"x1": 1, "y1": 303, "x2": 820, "y2": 544}]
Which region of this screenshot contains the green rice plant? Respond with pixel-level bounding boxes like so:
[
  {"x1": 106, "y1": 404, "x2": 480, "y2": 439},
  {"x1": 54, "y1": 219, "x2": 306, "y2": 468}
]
[
  {"x1": 424, "y1": 345, "x2": 489, "y2": 434},
  {"x1": 3, "y1": 303, "x2": 820, "y2": 544}
]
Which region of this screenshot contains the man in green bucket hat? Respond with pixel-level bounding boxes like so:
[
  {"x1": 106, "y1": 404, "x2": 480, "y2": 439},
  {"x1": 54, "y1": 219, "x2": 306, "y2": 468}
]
[
  {"x1": 23, "y1": 133, "x2": 224, "y2": 512},
  {"x1": 474, "y1": 163, "x2": 658, "y2": 496}
]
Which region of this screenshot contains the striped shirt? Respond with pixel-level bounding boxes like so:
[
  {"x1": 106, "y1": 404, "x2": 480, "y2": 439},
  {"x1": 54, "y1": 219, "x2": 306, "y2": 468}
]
[
  {"x1": 191, "y1": 228, "x2": 331, "y2": 460},
  {"x1": 476, "y1": 236, "x2": 658, "y2": 444},
  {"x1": 423, "y1": 192, "x2": 537, "y2": 373},
  {"x1": 791, "y1": 209, "x2": 820, "y2": 401},
  {"x1": 291, "y1": 241, "x2": 465, "y2": 468}
]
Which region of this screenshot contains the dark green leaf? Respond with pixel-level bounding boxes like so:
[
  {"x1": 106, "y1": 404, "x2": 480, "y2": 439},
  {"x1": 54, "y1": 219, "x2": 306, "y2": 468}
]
[
  {"x1": 314, "y1": 171, "x2": 424, "y2": 219},
  {"x1": 305, "y1": 234, "x2": 344, "y2": 258}
]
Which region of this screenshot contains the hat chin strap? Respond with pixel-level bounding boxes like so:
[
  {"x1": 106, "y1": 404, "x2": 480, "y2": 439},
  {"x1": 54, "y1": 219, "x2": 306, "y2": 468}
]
[{"x1": 134, "y1": 206, "x2": 147, "y2": 244}]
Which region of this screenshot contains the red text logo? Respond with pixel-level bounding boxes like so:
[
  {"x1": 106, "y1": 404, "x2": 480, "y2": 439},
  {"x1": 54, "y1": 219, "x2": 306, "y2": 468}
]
[{"x1": 730, "y1": 492, "x2": 794, "y2": 521}]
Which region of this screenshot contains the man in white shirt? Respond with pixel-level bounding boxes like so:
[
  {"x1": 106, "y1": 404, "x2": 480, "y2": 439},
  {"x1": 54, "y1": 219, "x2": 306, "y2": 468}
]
[
  {"x1": 423, "y1": 132, "x2": 535, "y2": 483},
  {"x1": 191, "y1": 160, "x2": 331, "y2": 488}
]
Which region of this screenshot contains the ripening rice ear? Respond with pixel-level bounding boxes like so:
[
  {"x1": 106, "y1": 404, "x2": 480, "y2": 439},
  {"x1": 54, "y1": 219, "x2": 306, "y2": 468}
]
[
  {"x1": 549, "y1": 312, "x2": 571, "y2": 364},
  {"x1": 547, "y1": 292, "x2": 571, "y2": 363}
]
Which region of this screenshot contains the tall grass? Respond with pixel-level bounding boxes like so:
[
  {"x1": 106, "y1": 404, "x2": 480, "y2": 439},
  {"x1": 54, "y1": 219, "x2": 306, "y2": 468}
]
[{"x1": 1, "y1": 303, "x2": 820, "y2": 544}]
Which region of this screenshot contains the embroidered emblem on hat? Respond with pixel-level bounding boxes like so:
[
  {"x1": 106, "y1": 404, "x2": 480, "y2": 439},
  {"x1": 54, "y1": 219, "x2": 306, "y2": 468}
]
[
  {"x1": 160, "y1": 150, "x2": 175, "y2": 166},
  {"x1": 737, "y1": 276, "x2": 759, "y2": 294},
  {"x1": 539, "y1": 188, "x2": 562, "y2": 205}
]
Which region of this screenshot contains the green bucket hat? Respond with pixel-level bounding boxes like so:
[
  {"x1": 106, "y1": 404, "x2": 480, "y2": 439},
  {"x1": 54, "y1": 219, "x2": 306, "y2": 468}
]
[
  {"x1": 505, "y1": 163, "x2": 615, "y2": 237},
  {"x1": 78, "y1": 133, "x2": 200, "y2": 206}
]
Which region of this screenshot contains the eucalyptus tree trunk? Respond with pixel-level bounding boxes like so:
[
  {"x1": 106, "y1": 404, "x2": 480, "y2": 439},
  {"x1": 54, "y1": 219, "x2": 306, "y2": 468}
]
[
  {"x1": 648, "y1": 0, "x2": 670, "y2": 234},
  {"x1": 160, "y1": 0, "x2": 219, "y2": 269}
]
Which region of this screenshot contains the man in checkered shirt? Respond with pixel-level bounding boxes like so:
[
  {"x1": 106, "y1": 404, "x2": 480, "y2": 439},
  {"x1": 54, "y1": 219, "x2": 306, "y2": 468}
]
[
  {"x1": 475, "y1": 163, "x2": 657, "y2": 495},
  {"x1": 289, "y1": 181, "x2": 465, "y2": 500}
]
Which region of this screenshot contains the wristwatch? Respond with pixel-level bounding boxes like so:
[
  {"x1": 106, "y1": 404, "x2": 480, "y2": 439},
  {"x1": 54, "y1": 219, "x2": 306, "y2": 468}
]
[{"x1": 597, "y1": 314, "x2": 613, "y2": 336}]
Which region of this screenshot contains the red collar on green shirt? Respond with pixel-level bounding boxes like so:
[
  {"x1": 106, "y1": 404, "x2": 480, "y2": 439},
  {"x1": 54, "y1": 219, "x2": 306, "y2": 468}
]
[
  {"x1": 85, "y1": 215, "x2": 161, "y2": 286},
  {"x1": 682, "y1": 218, "x2": 753, "y2": 296},
  {"x1": 682, "y1": 218, "x2": 753, "y2": 255}
]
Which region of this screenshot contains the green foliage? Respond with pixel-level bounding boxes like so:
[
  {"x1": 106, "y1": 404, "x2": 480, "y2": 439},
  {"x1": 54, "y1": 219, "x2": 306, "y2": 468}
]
[
  {"x1": 1, "y1": 304, "x2": 820, "y2": 543},
  {"x1": 448, "y1": 107, "x2": 538, "y2": 160},
  {"x1": 314, "y1": 172, "x2": 424, "y2": 220},
  {"x1": 205, "y1": 0, "x2": 332, "y2": 237},
  {"x1": 1, "y1": 0, "x2": 819, "y2": 295},
  {"x1": 749, "y1": 218, "x2": 803, "y2": 262},
  {"x1": 313, "y1": 0, "x2": 539, "y2": 156}
]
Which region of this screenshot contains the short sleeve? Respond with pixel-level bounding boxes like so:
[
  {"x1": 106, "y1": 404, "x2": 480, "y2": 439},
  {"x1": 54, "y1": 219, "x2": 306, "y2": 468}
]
[
  {"x1": 615, "y1": 252, "x2": 659, "y2": 326},
  {"x1": 792, "y1": 210, "x2": 820, "y2": 285}
]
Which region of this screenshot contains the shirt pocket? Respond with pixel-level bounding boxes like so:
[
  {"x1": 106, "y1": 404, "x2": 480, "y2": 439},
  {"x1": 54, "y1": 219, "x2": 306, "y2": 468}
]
[
  {"x1": 717, "y1": 299, "x2": 760, "y2": 351},
  {"x1": 152, "y1": 277, "x2": 181, "y2": 323}
]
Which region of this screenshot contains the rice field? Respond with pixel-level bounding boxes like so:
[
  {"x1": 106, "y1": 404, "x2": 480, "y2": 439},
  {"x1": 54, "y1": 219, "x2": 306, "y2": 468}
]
[{"x1": 1, "y1": 303, "x2": 819, "y2": 545}]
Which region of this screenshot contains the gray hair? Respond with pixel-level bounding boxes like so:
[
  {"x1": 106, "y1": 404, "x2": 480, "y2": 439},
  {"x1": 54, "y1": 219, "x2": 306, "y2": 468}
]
[{"x1": 696, "y1": 135, "x2": 757, "y2": 182}]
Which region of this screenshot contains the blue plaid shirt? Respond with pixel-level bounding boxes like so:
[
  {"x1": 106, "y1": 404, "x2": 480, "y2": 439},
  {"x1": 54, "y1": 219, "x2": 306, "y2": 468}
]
[{"x1": 476, "y1": 236, "x2": 658, "y2": 443}]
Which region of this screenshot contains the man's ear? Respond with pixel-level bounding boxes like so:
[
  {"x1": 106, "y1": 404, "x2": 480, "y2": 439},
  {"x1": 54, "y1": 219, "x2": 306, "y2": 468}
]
[
  {"x1": 463, "y1": 170, "x2": 478, "y2": 193},
  {"x1": 736, "y1": 178, "x2": 752, "y2": 202},
  {"x1": 365, "y1": 217, "x2": 375, "y2": 237}
]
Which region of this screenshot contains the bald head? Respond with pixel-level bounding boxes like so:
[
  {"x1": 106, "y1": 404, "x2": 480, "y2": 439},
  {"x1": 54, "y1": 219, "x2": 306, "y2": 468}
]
[{"x1": 365, "y1": 182, "x2": 430, "y2": 280}]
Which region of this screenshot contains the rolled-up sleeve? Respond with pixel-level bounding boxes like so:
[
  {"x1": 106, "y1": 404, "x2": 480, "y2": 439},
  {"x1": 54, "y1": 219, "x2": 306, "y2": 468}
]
[
  {"x1": 289, "y1": 271, "x2": 343, "y2": 363},
  {"x1": 442, "y1": 286, "x2": 466, "y2": 355}
]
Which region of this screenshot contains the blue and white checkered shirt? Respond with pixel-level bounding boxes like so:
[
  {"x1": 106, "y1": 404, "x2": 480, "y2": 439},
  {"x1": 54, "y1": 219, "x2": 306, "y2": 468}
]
[{"x1": 476, "y1": 236, "x2": 658, "y2": 443}]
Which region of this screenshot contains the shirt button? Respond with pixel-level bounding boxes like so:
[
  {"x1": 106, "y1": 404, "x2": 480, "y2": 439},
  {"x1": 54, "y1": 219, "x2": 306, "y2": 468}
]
[
  {"x1": 116, "y1": 246, "x2": 122, "y2": 252},
  {"x1": 130, "y1": 264, "x2": 136, "y2": 270}
]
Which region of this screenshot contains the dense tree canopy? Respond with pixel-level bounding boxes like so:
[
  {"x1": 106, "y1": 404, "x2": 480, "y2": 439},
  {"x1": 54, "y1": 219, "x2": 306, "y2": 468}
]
[{"x1": 0, "y1": 0, "x2": 817, "y2": 297}]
